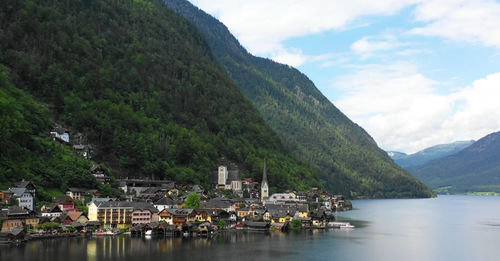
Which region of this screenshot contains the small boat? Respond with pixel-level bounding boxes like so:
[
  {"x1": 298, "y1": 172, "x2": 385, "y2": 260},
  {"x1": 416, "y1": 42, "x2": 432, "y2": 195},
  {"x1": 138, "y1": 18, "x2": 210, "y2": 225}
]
[
  {"x1": 328, "y1": 222, "x2": 355, "y2": 229},
  {"x1": 94, "y1": 230, "x2": 123, "y2": 236},
  {"x1": 145, "y1": 230, "x2": 153, "y2": 236}
]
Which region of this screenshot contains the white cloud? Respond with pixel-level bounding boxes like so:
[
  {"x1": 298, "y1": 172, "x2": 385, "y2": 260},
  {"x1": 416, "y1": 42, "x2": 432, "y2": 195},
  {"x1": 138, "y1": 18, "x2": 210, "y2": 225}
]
[
  {"x1": 351, "y1": 35, "x2": 410, "y2": 59},
  {"x1": 189, "y1": 0, "x2": 419, "y2": 58},
  {"x1": 410, "y1": 0, "x2": 500, "y2": 48},
  {"x1": 334, "y1": 66, "x2": 500, "y2": 153}
]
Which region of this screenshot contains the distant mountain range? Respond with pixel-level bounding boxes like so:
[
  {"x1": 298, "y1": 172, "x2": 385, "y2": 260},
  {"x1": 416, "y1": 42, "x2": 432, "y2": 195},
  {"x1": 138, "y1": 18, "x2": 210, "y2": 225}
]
[
  {"x1": 388, "y1": 140, "x2": 475, "y2": 169},
  {"x1": 407, "y1": 133, "x2": 500, "y2": 194},
  {"x1": 163, "y1": 0, "x2": 434, "y2": 198}
]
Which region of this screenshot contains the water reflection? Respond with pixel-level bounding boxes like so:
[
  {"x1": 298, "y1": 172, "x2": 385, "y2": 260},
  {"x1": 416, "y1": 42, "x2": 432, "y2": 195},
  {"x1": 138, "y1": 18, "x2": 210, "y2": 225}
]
[{"x1": 4, "y1": 196, "x2": 500, "y2": 261}]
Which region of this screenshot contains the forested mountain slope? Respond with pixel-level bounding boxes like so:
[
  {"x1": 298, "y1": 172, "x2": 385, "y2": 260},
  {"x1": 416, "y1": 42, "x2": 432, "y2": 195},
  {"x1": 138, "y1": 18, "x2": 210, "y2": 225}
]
[
  {"x1": 163, "y1": 0, "x2": 434, "y2": 198},
  {"x1": 0, "y1": 0, "x2": 320, "y2": 194},
  {"x1": 412, "y1": 132, "x2": 500, "y2": 193}
]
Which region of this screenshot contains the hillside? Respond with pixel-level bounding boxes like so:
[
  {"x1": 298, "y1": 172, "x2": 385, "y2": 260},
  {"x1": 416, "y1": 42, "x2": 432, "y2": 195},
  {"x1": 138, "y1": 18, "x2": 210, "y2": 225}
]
[
  {"x1": 0, "y1": 0, "x2": 321, "y2": 194},
  {"x1": 163, "y1": 0, "x2": 434, "y2": 198},
  {"x1": 389, "y1": 140, "x2": 474, "y2": 169},
  {"x1": 412, "y1": 132, "x2": 500, "y2": 193}
]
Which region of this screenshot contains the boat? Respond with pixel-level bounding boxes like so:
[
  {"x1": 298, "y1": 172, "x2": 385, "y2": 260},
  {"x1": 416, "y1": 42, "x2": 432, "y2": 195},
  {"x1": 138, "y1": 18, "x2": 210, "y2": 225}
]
[
  {"x1": 328, "y1": 222, "x2": 355, "y2": 229},
  {"x1": 145, "y1": 230, "x2": 153, "y2": 236},
  {"x1": 93, "y1": 230, "x2": 123, "y2": 236}
]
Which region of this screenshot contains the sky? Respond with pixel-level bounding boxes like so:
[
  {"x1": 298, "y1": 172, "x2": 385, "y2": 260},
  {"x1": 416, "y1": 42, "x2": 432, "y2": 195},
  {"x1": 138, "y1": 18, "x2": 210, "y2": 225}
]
[{"x1": 189, "y1": 0, "x2": 500, "y2": 154}]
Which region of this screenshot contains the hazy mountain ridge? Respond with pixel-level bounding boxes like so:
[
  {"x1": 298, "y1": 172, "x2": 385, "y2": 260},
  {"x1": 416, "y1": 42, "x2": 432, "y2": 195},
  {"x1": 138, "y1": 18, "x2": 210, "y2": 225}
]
[
  {"x1": 163, "y1": 0, "x2": 434, "y2": 198},
  {"x1": 411, "y1": 132, "x2": 500, "y2": 193},
  {"x1": 388, "y1": 140, "x2": 475, "y2": 169}
]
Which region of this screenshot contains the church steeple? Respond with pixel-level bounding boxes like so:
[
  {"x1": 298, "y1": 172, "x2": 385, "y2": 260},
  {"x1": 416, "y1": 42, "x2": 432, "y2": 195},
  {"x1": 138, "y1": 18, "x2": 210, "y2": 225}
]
[{"x1": 261, "y1": 159, "x2": 269, "y2": 202}]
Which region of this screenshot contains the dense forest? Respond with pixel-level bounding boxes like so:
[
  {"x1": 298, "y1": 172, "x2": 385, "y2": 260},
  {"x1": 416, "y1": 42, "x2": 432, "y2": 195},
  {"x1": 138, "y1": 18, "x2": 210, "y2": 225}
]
[
  {"x1": 164, "y1": 0, "x2": 434, "y2": 198},
  {"x1": 0, "y1": 0, "x2": 321, "y2": 196}
]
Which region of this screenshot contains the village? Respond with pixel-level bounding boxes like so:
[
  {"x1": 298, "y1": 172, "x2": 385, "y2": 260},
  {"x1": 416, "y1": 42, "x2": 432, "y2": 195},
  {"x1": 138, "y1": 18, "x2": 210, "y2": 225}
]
[
  {"x1": 0, "y1": 128, "x2": 352, "y2": 245},
  {"x1": 0, "y1": 160, "x2": 352, "y2": 244}
]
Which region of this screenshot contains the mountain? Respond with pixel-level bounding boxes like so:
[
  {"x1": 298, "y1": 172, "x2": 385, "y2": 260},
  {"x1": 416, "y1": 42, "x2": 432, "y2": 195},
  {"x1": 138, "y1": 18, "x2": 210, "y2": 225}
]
[
  {"x1": 412, "y1": 132, "x2": 500, "y2": 193},
  {"x1": 0, "y1": 0, "x2": 321, "y2": 197},
  {"x1": 163, "y1": 0, "x2": 434, "y2": 198},
  {"x1": 389, "y1": 140, "x2": 475, "y2": 169}
]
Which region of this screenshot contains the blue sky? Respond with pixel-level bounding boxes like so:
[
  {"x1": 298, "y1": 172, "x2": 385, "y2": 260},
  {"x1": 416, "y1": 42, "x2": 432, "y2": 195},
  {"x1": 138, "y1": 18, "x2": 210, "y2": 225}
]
[{"x1": 190, "y1": 0, "x2": 500, "y2": 153}]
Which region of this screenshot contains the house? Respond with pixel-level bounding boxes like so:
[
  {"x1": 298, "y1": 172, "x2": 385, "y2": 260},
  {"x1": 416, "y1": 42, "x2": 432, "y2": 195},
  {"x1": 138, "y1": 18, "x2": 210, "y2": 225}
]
[
  {"x1": 61, "y1": 211, "x2": 88, "y2": 225},
  {"x1": 90, "y1": 165, "x2": 110, "y2": 183},
  {"x1": 0, "y1": 191, "x2": 13, "y2": 204},
  {"x1": 54, "y1": 196, "x2": 76, "y2": 212},
  {"x1": 200, "y1": 198, "x2": 234, "y2": 212},
  {"x1": 168, "y1": 209, "x2": 194, "y2": 226},
  {"x1": 13, "y1": 181, "x2": 36, "y2": 198},
  {"x1": 193, "y1": 210, "x2": 212, "y2": 223},
  {"x1": 132, "y1": 203, "x2": 159, "y2": 225},
  {"x1": 237, "y1": 207, "x2": 250, "y2": 218},
  {"x1": 158, "y1": 209, "x2": 173, "y2": 224},
  {"x1": 41, "y1": 204, "x2": 63, "y2": 218},
  {"x1": 154, "y1": 197, "x2": 178, "y2": 212},
  {"x1": 50, "y1": 127, "x2": 70, "y2": 143},
  {"x1": 8, "y1": 188, "x2": 34, "y2": 211},
  {"x1": 92, "y1": 201, "x2": 158, "y2": 229},
  {"x1": 267, "y1": 193, "x2": 300, "y2": 203},
  {"x1": 0, "y1": 206, "x2": 39, "y2": 232},
  {"x1": 66, "y1": 188, "x2": 98, "y2": 202},
  {"x1": 244, "y1": 221, "x2": 270, "y2": 231}
]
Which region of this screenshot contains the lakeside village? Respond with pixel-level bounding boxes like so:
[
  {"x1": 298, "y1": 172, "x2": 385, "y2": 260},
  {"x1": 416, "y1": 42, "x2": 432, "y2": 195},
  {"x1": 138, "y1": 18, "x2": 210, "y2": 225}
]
[{"x1": 0, "y1": 129, "x2": 352, "y2": 245}]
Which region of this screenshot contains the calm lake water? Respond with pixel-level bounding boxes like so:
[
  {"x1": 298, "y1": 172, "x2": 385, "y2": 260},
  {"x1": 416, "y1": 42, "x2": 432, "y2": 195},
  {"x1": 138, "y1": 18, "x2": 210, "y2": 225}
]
[{"x1": 2, "y1": 195, "x2": 500, "y2": 260}]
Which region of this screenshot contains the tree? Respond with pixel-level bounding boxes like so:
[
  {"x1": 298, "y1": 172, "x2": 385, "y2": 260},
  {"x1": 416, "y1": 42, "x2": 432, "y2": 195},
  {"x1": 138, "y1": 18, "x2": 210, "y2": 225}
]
[
  {"x1": 184, "y1": 192, "x2": 200, "y2": 209},
  {"x1": 217, "y1": 219, "x2": 227, "y2": 230},
  {"x1": 290, "y1": 219, "x2": 303, "y2": 230}
]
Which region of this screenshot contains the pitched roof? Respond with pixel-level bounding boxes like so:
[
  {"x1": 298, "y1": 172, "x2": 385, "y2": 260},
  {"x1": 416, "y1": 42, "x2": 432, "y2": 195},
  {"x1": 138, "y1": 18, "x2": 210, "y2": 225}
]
[
  {"x1": 154, "y1": 197, "x2": 175, "y2": 205},
  {"x1": 66, "y1": 211, "x2": 84, "y2": 221},
  {"x1": 96, "y1": 201, "x2": 158, "y2": 213},
  {"x1": 8, "y1": 187, "x2": 30, "y2": 198}
]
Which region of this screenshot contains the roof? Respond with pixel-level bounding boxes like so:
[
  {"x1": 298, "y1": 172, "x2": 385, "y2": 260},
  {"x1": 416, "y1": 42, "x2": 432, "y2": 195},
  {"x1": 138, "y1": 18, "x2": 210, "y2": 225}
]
[
  {"x1": 8, "y1": 187, "x2": 30, "y2": 198},
  {"x1": 96, "y1": 201, "x2": 158, "y2": 213},
  {"x1": 54, "y1": 196, "x2": 74, "y2": 204},
  {"x1": 168, "y1": 209, "x2": 194, "y2": 217},
  {"x1": 67, "y1": 187, "x2": 97, "y2": 194},
  {"x1": 9, "y1": 227, "x2": 25, "y2": 236},
  {"x1": 1, "y1": 206, "x2": 30, "y2": 216},
  {"x1": 154, "y1": 197, "x2": 175, "y2": 205},
  {"x1": 66, "y1": 211, "x2": 84, "y2": 221},
  {"x1": 13, "y1": 181, "x2": 35, "y2": 189},
  {"x1": 73, "y1": 145, "x2": 86, "y2": 150},
  {"x1": 200, "y1": 199, "x2": 232, "y2": 209}
]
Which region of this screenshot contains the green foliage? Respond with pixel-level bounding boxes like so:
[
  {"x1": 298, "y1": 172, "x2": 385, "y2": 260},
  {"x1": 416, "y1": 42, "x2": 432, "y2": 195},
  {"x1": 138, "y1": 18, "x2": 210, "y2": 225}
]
[
  {"x1": 184, "y1": 192, "x2": 200, "y2": 209},
  {"x1": 290, "y1": 219, "x2": 303, "y2": 230},
  {"x1": 164, "y1": 0, "x2": 434, "y2": 198},
  {"x1": 0, "y1": 67, "x2": 98, "y2": 199},
  {"x1": 37, "y1": 222, "x2": 61, "y2": 231},
  {"x1": 0, "y1": 0, "x2": 319, "y2": 192},
  {"x1": 217, "y1": 219, "x2": 226, "y2": 230}
]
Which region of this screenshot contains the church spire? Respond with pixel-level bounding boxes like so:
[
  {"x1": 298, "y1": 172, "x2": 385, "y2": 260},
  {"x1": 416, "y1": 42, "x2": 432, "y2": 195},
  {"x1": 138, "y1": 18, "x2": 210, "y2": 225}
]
[{"x1": 261, "y1": 159, "x2": 269, "y2": 202}]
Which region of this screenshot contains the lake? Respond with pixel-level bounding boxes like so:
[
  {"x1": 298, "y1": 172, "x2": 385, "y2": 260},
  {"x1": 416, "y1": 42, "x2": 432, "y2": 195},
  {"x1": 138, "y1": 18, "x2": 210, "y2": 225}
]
[{"x1": 2, "y1": 195, "x2": 500, "y2": 260}]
